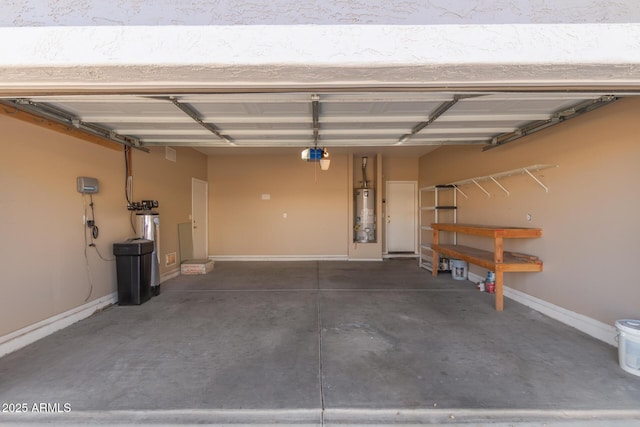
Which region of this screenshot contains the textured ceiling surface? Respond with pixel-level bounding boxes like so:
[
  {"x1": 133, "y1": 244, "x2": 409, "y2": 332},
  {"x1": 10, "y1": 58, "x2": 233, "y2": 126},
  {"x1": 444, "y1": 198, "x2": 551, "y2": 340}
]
[
  {"x1": 2, "y1": 25, "x2": 639, "y2": 94},
  {"x1": 4, "y1": 0, "x2": 640, "y2": 26}
]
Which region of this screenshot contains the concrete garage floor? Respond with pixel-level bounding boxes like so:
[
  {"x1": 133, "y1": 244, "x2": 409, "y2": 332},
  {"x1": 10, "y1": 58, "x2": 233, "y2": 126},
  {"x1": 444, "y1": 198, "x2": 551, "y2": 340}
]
[{"x1": 1, "y1": 260, "x2": 639, "y2": 426}]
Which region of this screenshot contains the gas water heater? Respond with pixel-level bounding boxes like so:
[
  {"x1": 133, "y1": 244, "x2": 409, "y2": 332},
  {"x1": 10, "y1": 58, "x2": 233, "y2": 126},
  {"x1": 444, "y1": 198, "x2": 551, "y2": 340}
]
[{"x1": 354, "y1": 157, "x2": 376, "y2": 243}]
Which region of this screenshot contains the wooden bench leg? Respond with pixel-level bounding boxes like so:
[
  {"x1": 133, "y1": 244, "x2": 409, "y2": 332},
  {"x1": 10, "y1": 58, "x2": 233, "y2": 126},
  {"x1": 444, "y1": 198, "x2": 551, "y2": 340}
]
[{"x1": 495, "y1": 270, "x2": 504, "y2": 311}]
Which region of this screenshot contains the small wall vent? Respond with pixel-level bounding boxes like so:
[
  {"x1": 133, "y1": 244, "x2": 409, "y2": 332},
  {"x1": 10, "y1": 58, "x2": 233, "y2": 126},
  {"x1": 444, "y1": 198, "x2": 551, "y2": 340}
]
[{"x1": 165, "y1": 252, "x2": 177, "y2": 267}]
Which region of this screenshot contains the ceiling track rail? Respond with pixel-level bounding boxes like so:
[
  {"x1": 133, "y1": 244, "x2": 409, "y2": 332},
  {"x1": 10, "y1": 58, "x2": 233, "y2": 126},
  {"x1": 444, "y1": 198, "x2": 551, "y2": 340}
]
[
  {"x1": 168, "y1": 97, "x2": 234, "y2": 145},
  {"x1": 0, "y1": 99, "x2": 147, "y2": 151},
  {"x1": 311, "y1": 94, "x2": 320, "y2": 145},
  {"x1": 397, "y1": 94, "x2": 482, "y2": 144},
  {"x1": 398, "y1": 98, "x2": 458, "y2": 144},
  {"x1": 484, "y1": 95, "x2": 619, "y2": 151}
]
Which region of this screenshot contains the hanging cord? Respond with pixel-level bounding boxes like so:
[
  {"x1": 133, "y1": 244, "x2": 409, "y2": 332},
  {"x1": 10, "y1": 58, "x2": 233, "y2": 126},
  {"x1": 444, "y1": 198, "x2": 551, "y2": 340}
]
[
  {"x1": 88, "y1": 193, "x2": 99, "y2": 239},
  {"x1": 124, "y1": 146, "x2": 136, "y2": 234},
  {"x1": 124, "y1": 146, "x2": 131, "y2": 203},
  {"x1": 314, "y1": 155, "x2": 318, "y2": 184},
  {"x1": 130, "y1": 211, "x2": 136, "y2": 235},
  {"x1": 85, "y1": 194, "x2": 115, "y2": 262},
  {"x1": 82, "y1": 195, "x2": 94, "y2": 302}
]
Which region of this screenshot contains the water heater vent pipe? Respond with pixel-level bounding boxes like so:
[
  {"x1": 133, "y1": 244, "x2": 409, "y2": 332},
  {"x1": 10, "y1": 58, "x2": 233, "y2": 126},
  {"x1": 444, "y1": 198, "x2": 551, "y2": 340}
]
[{"x1": 362, "y1": 157, "x2": 369, "y2": 188}]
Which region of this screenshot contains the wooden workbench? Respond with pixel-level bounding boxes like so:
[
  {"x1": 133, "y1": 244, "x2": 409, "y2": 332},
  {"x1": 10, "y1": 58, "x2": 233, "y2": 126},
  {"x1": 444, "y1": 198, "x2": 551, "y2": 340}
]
[{"x1": 430, "y1": 223, "x2": 543, "y2": 311}]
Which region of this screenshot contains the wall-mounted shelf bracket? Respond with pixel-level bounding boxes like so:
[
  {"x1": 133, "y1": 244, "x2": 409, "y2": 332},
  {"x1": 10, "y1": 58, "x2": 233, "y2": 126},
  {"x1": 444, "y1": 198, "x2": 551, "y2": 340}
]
[
  {"x1": 453, "y1": 185, "x2": 468, "y2": 199},
  {"x1": 435, "y1": 164, "x2": 557, "y2": 198},
  {"x1": 490, "y1": 176, "x2": 510, "y2": 196},
  {"x1": 523, "y1": 167, "x2": 550, "y2": 192},
  {"x1": 471, "y1": 179, "x2": 491, "y2": 198}
]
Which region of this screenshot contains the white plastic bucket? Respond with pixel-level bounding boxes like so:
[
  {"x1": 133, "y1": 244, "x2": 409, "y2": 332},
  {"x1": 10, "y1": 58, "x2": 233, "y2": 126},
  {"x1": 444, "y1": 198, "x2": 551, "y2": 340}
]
[
  {"x1": 450, "y1": 259, "x2": 468, "y2": 280},
  {"x1": 615, "y1": 319, "x2": 640, "y2": 377}
]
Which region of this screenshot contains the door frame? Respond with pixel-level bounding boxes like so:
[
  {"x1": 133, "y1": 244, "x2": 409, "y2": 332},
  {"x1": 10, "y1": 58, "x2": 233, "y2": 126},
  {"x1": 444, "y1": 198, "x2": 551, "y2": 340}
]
[
  {"x1": 191, "y1": 178, "x2": 209, "y2": 259},
  {"x1": 385, "y1": 180, "x2": 418, "y2": 255}
]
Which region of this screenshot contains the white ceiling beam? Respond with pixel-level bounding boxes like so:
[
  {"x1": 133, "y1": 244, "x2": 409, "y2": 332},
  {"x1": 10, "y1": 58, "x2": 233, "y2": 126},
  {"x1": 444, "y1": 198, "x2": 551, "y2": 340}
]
[
  {"x1": 178, "y1": 94, "x2": 312, "y2": 103},
  {"x1": 120, "y1": 129, "x2": 211, "y2": 136},
  {"x1": 143, "y1": 141, "x2": 231, "y2": 146},
  {"x1": 461, "y1": 94, "x2": 603, "y2": 102},
  {"x1": 316, "y1": 96, "x2": 453, "y2": 103},
  {"x1": 170, "y1": 94, "x2": 457, "y2": 103},
  {"x1": 81, "y1": 116, "x2": 195, "y2": 123},
  {"x1": 418, "y1": 127, "x2": 515, "y2": 134},
  {"x1": 79, "y1": 113, "x2": 548, "y2": 125},
  {"x1": 194, "y1": 128, "x2": 406, "y2": 136},
  {"x1": 231, "y1": 128, "x2": 501, "y2": 137},
  {"x1": 18, "y1": 93, "x2": 607, "y2": 104},
  {"x1": 320, "y1": 115, "x2": 426, "y2": 123},
  {"x1": 9, "y1": 95, "x2": 168, "y2": 103},
  {"x1": 437, "y1": 113, "x2": 550, "y2": 122},
  {"x1": 401, "y1": 136, "x2": 490, "y2": 143},
  {"x1": 142, "y1": 137, "x2": 490, "y2": 147},
  {"x1": 83, "y1": 114, "x2": 430, "y2": 124}
]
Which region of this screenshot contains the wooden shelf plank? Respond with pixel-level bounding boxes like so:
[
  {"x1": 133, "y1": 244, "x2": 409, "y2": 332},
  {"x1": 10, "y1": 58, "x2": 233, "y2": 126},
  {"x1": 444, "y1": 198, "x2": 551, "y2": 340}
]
[
  {"x1": 431, "y1": 244, "x2": 543, "y2": 273},
  {"x1": 431, "y1": 223, "x2": 542, "y2": 239}
]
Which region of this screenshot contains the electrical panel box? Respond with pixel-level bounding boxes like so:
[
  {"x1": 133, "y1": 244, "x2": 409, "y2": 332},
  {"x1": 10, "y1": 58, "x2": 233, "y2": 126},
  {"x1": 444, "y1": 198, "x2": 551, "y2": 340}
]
[{"x1": 77, "y1": 176, "x2": 99, "y2": 194}]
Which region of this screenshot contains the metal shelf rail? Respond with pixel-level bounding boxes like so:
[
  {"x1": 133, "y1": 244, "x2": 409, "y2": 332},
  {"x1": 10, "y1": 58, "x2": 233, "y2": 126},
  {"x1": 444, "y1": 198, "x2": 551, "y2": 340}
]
[{"x1": 419, "y1": 185, "x2": 456, "y2": 271}]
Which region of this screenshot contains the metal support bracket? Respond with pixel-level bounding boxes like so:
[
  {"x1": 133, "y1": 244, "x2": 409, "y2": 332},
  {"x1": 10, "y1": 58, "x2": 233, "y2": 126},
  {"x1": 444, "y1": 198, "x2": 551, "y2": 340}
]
[
  {"x1": 453, "y1": 185, "x2": 468, "y2": 199},
  {"x1": 438, "y1": 164, "x2": 557, "y2": 198},
  {"x1": 472, "y1": 179, "x2": 491, "y2": 198},
  {"x1": 490, "y1": 176, "x2": 510, "y2": 196},
  {"x1": 523, "y1": 167, "x2": 550, "y2": 192}
]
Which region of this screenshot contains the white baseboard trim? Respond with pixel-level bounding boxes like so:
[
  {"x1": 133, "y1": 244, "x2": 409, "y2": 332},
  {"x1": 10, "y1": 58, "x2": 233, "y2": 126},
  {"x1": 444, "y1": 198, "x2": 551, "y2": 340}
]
[
  {"x1": 161, "y1": 267, "x2": 181, "y2": 281},
  {"x1": 0, "y1": 292, "x2": 117, "y2": 358},
  {"x1": 209, "y1": 255, "x2": 349, "y2": 261},
  {"x1": 467, "y1": 271, "x2": 485, "y2": 286},
  {"x1": 468, "y1": 272, "x2": 617, "y2": 347}
]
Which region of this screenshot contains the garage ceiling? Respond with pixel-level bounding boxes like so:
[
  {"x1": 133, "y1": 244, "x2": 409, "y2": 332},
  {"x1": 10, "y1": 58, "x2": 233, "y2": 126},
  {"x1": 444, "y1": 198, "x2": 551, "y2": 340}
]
[{"x1": 0, "y1": 91, "x2": 620, "y2": 152}]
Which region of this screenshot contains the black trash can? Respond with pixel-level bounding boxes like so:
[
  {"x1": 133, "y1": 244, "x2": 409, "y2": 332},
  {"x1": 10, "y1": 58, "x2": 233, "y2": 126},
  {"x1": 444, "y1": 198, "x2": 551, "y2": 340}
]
[{"x1": 113, "y1": 238, "x2": 154, "y2": 305}]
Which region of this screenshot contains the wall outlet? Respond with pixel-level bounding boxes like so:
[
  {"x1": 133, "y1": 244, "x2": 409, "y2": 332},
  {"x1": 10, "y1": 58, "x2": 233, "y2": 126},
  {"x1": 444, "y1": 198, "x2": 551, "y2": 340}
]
[{"x1": 526, "y1": 213, "x2": 532, "y2": 222}]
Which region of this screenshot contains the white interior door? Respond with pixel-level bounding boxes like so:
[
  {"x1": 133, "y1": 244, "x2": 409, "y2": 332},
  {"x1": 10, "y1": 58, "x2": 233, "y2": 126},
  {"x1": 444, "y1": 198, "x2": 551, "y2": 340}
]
[
  {"x1": 386, "y1": 181, "x2": 417, "y2": 253},
  {"x1": 191, "y1": 178, "x2": 208, "y2": 259}
]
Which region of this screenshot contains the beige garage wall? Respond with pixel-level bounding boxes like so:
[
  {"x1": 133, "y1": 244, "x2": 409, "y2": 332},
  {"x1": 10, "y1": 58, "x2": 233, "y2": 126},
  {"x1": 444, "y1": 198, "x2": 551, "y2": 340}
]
[
  {"x1": 0, "y1": 116, "x2": 207, "y2": 337},
  {"x1": 208, "y1": 153, "x2": 349, "y2": 257},
  {"x1": 382, "y1": 156, "x2": 419, "y2": 182},
  {"x1": 132, "y1": 147, "x2": 207, "y2": 273},
  {"x1": 0, "y1": 116, "x2": 129, "y2": 336},
  {"x1": 418, "y1": 97, "x2": 640, "y2": 325}
]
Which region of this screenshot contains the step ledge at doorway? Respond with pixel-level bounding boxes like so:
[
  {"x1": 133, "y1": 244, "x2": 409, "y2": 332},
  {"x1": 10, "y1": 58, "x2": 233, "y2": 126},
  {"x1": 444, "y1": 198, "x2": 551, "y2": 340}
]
[
  {"x1": 468, "y1": 271, "x2": 617, "y2": 347},
  {"x1": 0, "y1": 292, "x2": 117, "y2": 358}
]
